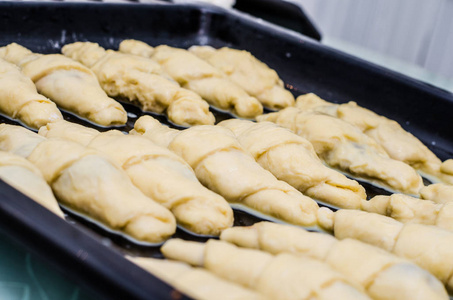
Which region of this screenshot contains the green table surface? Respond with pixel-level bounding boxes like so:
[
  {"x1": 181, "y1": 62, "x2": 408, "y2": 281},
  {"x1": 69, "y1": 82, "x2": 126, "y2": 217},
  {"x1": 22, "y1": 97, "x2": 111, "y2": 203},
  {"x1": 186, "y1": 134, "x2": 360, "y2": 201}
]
[{"x1": 0, "y1": 232, "x2": 96, "y2": 300}]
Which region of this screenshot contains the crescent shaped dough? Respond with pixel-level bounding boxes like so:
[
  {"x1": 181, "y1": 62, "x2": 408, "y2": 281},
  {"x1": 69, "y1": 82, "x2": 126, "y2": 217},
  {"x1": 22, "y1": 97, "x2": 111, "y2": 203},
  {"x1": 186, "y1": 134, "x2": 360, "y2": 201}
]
[
  {"x1": 331, "y1": 209, "x2": 453, "y2": 292},
  {"x1": 420, "y1": 183, "x2": 453, "y2": 204},
  {"x1": 128, "y1": 257, "x2": 265, "y2": 300},
  {"x1": 220, "y1": 222, "x2": 448, "y2": 300},
  {"x1": 161, "y1": 239, "x2": 370, "y2": 300},
  {"x1": 132, "y1": 115, "x2": 320, "y2": 227},
  {"x1": 0, "y1": 58, "x2": 62, "y2": 129},
  {"x1": 0, "y1": 124, "x2": 176, "y2": 243},
  {"x1": 219, "y1": 119, "x2": 366, "y2": 209},
  {"x1": 189, "y1": 45, "x2": 294, "y2": 109},
  {"x1": 0, "y1": 150, "x2": 64, "y2": 218},
  {"x1": 119, "y1": 40, "x2": 263, "y2": 118},
  {"x1": 62, "y1": 42, "x2": 214, "y2": 126},
  {"x1": 361, "y1": 193, "x2": 453, "y2": 231},
  {"x1": 39, "y1": 120, "x2": 233, "y2": 236},
  {"x1": 0, "y1": 43, "x2": 126, "y2": 127},
  {"x1": 296, "y1": 93, "x2": 453, "y2": 185},
  {"x1": 257, "y1": 107, "x2": 424, "y2": 195}
]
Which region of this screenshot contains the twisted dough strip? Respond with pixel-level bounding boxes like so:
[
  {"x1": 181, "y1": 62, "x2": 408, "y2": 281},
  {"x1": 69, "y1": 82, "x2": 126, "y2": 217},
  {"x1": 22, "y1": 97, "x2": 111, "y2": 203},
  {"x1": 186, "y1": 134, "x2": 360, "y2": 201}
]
[
  {"x1": 0, "y1": 58, "x2": 62, "y2": 129},
  {"x1": 0, "y1": 124, "x2": 176, "y2": 243},
  {"x1": 0, "y1": 150, "x2": 64, "y2": 218},
  {"x1": 219, "y1": 119, "x2": 366, "y2": 209},
  {"x1": 189, "y1": 45, "x2": 295, "y2": 110},
  {"x1": 361, "y1": 193, "x2": 453, "y2": 231},
  {"x1": 296, "y1": 93, "x2": 453, "y2": 185},
  {"x1": 39, "y1": 120, "x2": 233, "y2": 236},
  {"x1": 161, "y1": 239, "x2": 370, "y2": 300},
  {"x1": 0, "y1": 43, "x2": 126, "y2": 127},
  {"x1": 321, "y1": 209, "x2": 453, "y2": 292},
  {"x1": 257, "y1": 107, "x2": 424, "y2": 195},
  {"x1": 128, "y1": 256, "x2": 265, "y2": 300},
  {"x1": 62, "y1": 42, "x2": 214, "y2": 126},
  {"x1": 131, "y1": 115, "x2": 321, "y2": 227},
  {"x1": 420, "y1": 183, "x2": 453, "y2": 204},
  {"x1": 119, "y1": 39, "x2": 263, "y2": 118},
  {"x1": 220, "y1": 221, "x2": 448, "y2": 300}
]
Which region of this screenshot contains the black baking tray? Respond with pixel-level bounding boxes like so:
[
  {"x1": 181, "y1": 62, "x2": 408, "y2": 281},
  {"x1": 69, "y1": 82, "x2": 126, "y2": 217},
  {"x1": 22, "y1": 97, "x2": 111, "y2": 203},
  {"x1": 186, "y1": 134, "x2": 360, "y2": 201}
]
[{"x1": 1, "y1": 1, "x2": 453, "y2": 299}]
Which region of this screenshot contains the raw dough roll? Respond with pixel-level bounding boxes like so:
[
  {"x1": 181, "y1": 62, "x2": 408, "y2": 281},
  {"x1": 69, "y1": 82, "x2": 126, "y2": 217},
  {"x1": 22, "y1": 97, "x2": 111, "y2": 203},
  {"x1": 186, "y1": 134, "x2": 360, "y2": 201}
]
[
  {"x1": 221, "y1": 222, "x2": 448, "y2": 300},
  {"x1": 132, "y1": 115, "x2": 320, "y2": 227},
  {"x1": 119, "y1": 40, "x2": 263, "y2": 118},
  {"x1": 128, "y1": 257, "x2": 265, "y2": 300},
  {"x1": 189, "y1": 45, "x2": 295, "y2": 109},
  {"x1": 331, "y1": 209, "x2": 453, "y2": 292},
  {"x1": 420, "y1": 183, "x2": 453, "y2": 204},
  {"x1": 219, "y1": 119, "x2": 366, "y2": 209},
  {"x1": 0, "y1": 150, "x2": 64, "y2": 218},
  {"x1": 362, "y1": 193, "x2": 453, "y2": 231},
  {"x1": 0, "y1": 43, "x2": 127, "y2": 127},
  {"x1": 62, "y1": 42, "x2": 214, "y2": 126},
  {"x1": 161, "y1": 239, "x2": 370, "y2": 300},
  {"x1": 0, "y1": 124, "x2": 176, "y2": 243},
  {"x1": 257, "y1": 107, "x2": 424, "y2": 195},
  {"x1": 296, "y1": 93, "x2": 453, "y2": 185},
  {"x1": 0, "y1": 58, "x2": 62, "y2": 129},
  {"x1": 39, "y1": 120, "x2": 233, "y2": 236}
]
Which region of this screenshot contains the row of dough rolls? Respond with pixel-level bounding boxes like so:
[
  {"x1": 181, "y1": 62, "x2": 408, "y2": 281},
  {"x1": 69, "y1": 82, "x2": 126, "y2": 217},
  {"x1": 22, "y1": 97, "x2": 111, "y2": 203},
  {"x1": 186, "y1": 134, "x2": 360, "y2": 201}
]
[
  {"x1": 160, "y1": 238, "x2": 371, "y2": 300},
  {"x1": 318, "y1": 208, "x2": 453, "y2": 292},
  {"x1": 0, "y1": 123, "x2": 176, "y2": 243},
  {"x1": 131, "y1": 115, "x2": 324, "y2": 228},
  {"x1": 0, "y1": 43, "x2": 127, "y2": 127},
  {"x1": 39, "y1": 120, "x2": 233, "y2": 236},
  {"x1": 220, "y1": 221, "x2": 449, "y2": 300}
]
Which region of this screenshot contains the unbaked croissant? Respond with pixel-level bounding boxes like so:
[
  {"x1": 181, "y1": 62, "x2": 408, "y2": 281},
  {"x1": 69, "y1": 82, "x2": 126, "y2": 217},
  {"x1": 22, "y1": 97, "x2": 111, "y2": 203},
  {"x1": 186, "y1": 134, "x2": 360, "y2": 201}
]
[
  {"x1": 220, "y1": 221, "x2": 448, "y2": 300},
  {"x1": 322, "y1": 209, "x2": 453, "y2": 292},
  {"x1": 189, "y1": 45, "x2": 294, "y2": 109},
  {"x1": 128, "y1": 257, "x2": 266, "y2": 300},
  {"x1": 0, "y1": 58, "x2": 62, "y2": 129},
  {"x1": 161, "y1": 239, "x2": 371, "y2": 300},
  {"x1": 39, "y1": 120, "x2": 233, "y2": 236},
  {"x1": 119, "y1": 40, "x2": 263, "y2": 118},
  {"x1": 296, "y1": 93, "x2": 453, "y2": 185},
  {"x1": 131, "y1": 115, "x2": 320, "y2": 227},
  {"x1": 0, "y1": 124, "x2": 176, "y2": 243},
  {"x1": 420, "y1": 183, "x2": 453, "y2": 204},
  {"x1": 257, "y1": 107, "x2": 424, "y2": 195},
  {"x1": 0, "y1": 43, "x2": 127, "y2": 127},
  {"x1": 219, "y1": 119, "x2": 366, "y2": 209},
  {"x1": 62, "y1": 42, "x2": 214, "y2": 126},
  {"x1": 361, "y1": 193, "x2": 453, "y2": 231},
  {"x1": 0, "y1": 150, "x2": 64, "y2": 218}
]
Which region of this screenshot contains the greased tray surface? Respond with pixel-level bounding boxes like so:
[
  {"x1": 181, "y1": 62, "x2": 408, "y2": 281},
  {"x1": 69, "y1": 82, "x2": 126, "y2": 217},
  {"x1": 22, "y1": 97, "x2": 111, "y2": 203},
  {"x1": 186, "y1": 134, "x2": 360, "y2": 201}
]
[{"x1": 1, "y1": 2, "x2": 453, "y2": 300}]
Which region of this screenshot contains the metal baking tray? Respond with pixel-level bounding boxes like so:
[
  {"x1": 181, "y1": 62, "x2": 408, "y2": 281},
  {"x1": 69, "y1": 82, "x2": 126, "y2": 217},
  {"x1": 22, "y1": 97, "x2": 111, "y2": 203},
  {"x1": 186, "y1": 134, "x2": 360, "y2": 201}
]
[{"x1": 1, "y1": 1, "x2": 453, "y2": 299}]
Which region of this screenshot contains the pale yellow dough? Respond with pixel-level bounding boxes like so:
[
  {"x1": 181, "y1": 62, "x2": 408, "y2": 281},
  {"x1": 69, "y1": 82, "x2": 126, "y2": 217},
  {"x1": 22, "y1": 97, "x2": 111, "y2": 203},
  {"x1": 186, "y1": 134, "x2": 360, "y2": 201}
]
[
  {"x1": 0, "y1": 124, "x2": 176, "y2": 243},
  {"x1": 220, "y1": 221, "x2": 448, "y2": 300},
  {"x1": 257, "y1": 107, "x2": 424, "y2": 195},
  {"x1": 362, "y1": 193, "x2": 453, "y2": 231},
  {"x1": 189, "y1": 45, "x2": 295, "y2": 109},
  {"x1": 296, "y1": 93, "x2": 453, "y2": 184},
  {"x1": 132, "y1": 115, "x2": 320, "y2": 227},
  {"x1": 420, "y1": 183, "x2": 453, "y2": 204},
  {"x1": 161, "y1": 239, "x2": 370, "y2": 300},
  {"x1": 0, "y1": 150, "x2": 64, "y2": 218},
  {"x1": 128, "y1": 257, "x2": 265, "y2": 300},
  {"x1": 0, "y1": 43, "x2": 126, "y2": 126},
  {"x1": 330, "y1": 209, "x2": 453, "y2": 292},
  {"x1": 219, "y1": 119, "x2": 366, "y2": 209},
  {"x1": 39, "y1": 120, "x2": 233, "y2": 236},
  {"x1": 62, "y1": 42, "x2": 214, "y2": 126},
  {"x1": 119, "y1": 40, "x2": 263, "y2": 118},
  {"x1": 0, "y1": 58, "x2": 62, "y2": 129}
]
